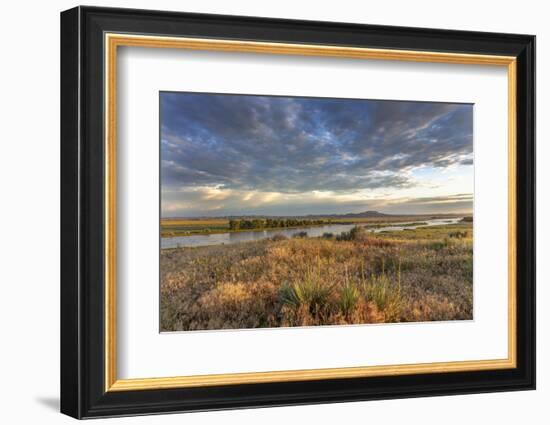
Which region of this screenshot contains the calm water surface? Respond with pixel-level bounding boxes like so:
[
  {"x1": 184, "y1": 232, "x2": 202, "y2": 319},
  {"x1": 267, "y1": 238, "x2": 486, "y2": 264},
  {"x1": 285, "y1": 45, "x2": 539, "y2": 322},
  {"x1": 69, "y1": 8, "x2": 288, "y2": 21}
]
[{"x1": 161, "y1": 217, "x2": 463, "y2": 249}]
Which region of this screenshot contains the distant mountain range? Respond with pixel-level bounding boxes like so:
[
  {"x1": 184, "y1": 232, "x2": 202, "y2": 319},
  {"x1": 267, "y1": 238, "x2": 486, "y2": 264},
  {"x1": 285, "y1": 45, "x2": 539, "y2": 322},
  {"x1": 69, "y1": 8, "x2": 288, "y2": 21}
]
[
  {"x1": 292, "y1": 210, "x2": 392, "y2": 220},
  {"x1": 316, "y1": 210, "x2": 390, "y2": 218},
  {"x1": 163, "y1": 210, "x2": 440, "y2": 220},
  {"x1": 162, "y1": 210, "x2": 468, "y2": 221}
]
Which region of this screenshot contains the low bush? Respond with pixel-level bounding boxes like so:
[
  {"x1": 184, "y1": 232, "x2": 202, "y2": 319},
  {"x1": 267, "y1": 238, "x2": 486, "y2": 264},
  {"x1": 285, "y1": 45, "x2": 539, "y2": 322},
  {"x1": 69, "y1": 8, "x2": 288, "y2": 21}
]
[
  {"x1": 337, "y1": 225, "x2": 369, "y2": 241},
  {"x1": 449, "y1": 230, "x2": 468, "y2": 239},
  {"x1": 338, "y1": 281, "x2": 360, "y2": 319}
]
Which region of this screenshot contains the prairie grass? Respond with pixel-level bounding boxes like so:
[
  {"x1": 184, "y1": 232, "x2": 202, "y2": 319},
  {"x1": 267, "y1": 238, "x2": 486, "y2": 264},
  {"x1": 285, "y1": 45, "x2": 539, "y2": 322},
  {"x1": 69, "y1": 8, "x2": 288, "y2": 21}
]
[
  {"x1": 338, "y1": 279, "x2": 360, "y2": 319},
  {"x1": 160, "y1": 223, "x2": 473, "y2": 331}
]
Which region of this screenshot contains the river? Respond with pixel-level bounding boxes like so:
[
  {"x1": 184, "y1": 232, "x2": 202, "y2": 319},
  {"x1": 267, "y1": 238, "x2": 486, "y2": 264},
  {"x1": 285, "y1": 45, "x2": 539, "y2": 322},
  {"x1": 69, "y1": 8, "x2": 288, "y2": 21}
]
[{"x1": 161, "y1": 217, "x2": 463, "y2": 249}]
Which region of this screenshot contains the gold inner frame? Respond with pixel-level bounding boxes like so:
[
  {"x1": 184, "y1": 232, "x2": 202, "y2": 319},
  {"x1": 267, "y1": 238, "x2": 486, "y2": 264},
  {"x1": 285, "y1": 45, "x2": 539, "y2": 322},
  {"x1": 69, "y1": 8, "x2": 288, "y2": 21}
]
[{"x1": 104, "y1": 33, "x2": 517, "y2": 392}]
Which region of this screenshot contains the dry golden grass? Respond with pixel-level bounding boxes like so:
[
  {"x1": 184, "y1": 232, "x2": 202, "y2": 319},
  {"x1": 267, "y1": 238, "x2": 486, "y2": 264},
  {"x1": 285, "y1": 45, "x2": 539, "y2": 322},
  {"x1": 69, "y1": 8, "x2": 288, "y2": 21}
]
[
  {"x1": 161, "y1": 218, "x2": 229, "y2": 226},
  {"x1": 160, "y1": 224, "x2": 473, "y2": 331}
]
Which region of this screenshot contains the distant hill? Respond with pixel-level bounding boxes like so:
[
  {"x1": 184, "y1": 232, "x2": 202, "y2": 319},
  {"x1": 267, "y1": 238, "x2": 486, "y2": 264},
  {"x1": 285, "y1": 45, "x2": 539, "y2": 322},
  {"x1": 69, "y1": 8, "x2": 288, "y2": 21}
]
[
  {"x1": 292, "y1": 210, "x2": 392, "y2": 220},
  {"x1": 163, "y1": 210, "x2": 398, "y2": 221},
  {"x1": 330, "y1": 210, "x2": 390, "y2": 218},
  {"x1": 162, "y1": 210, "x2": 466, "y2": 221}
]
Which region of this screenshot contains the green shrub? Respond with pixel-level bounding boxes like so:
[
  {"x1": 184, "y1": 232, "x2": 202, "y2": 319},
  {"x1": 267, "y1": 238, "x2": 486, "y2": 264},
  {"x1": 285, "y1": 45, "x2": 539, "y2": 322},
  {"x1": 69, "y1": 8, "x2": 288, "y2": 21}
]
[
  {"x1": 429, "y1": 238, "x2": 452, "y2": 250},
  {"x1": 361, "y1": 260, "x2": 403, "y2": 321},
  {"x1": 337, "y1": 225, "x2": 369, "y2": 241},
  {"x1": 339, "y1": 281, "x2": 359, "y2": 318},
  {"x1": 279, "y1": 262, "x2": 332, "y2": 317}
]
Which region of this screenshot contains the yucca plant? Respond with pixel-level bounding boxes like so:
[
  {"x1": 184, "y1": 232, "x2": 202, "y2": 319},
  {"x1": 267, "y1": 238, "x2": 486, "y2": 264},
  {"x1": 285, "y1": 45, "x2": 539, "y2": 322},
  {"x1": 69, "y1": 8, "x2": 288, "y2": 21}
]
[
  {"x1": 339, "y1": 281, "x2": 359, "y2": 318},
  {"x1": 362, "y1": 259, "x2": 403, "y2": 321},
  {"x1": 279, "y1": 281, "x2": 301, "y2": 309},
  {"x1": 279, "y1": 258, "x2": 333, "y2": 317}
]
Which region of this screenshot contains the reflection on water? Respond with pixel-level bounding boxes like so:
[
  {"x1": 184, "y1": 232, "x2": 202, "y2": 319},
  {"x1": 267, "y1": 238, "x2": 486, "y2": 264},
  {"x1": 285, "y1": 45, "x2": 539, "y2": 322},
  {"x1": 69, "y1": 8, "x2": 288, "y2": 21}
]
[{"x1": 161, "y1": 218, "x2": 463, "y2": 249}]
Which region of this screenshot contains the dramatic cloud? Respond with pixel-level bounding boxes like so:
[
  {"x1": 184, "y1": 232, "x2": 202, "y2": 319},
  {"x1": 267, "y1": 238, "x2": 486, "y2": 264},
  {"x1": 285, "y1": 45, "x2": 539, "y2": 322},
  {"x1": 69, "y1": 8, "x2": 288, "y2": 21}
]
[{"x1": 160, "y1": 92, "x2": 473, "y2": 216}]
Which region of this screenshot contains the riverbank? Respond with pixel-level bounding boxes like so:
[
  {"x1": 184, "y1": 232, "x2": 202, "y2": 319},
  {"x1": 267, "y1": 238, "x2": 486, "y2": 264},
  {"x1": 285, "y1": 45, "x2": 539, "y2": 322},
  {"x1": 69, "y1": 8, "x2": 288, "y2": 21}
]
[
  {"x1": 161, "y1": 222, "x2": 473, "y2": 331},
  {"x1": 161, "y1": 217, "x2": 464, "y2": 249},
  {"x1": 160, "y1": 214, "x2": 465, "y2": 237},
  {"x1": 161, "y1": 221, "x2": 329, "y2": 237}
]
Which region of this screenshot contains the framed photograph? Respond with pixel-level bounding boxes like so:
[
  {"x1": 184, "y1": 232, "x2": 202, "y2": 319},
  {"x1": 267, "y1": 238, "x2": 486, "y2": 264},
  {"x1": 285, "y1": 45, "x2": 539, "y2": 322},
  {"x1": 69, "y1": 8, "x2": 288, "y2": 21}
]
[{"x1": 60, "y1": 6, "x2": 535, "y2": 419}]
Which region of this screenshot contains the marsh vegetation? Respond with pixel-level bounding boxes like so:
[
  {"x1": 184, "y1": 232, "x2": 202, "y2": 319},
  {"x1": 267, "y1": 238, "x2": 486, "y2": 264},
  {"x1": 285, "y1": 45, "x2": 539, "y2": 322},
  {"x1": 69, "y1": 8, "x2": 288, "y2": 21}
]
[
  {"x1": 160, "y1": 222, "x2": 473, "y2": 331},
  {"x1": 160, "y1": 214, "x2": 461, "y2": 237}
]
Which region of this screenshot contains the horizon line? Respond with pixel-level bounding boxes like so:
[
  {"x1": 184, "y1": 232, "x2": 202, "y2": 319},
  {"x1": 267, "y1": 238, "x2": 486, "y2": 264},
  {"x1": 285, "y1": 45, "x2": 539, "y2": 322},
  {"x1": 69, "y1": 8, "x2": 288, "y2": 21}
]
[{"x1": 161, "y1": 211, "x2": 473, "y2": 219}]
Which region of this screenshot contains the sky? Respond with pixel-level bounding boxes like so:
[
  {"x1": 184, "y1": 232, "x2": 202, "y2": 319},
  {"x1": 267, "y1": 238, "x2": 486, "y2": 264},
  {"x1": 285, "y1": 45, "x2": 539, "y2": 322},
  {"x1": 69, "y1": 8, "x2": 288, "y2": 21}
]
[{"x1": 160, "y1": 92, "x2": 473, "y2": 217}]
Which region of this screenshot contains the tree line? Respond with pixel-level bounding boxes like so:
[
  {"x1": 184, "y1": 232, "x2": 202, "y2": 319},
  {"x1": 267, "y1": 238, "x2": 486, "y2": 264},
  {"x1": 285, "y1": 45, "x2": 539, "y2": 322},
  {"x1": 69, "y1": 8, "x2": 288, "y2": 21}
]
[{"x1": 229, "y1": 218, "x2": 328, "y2": 231}]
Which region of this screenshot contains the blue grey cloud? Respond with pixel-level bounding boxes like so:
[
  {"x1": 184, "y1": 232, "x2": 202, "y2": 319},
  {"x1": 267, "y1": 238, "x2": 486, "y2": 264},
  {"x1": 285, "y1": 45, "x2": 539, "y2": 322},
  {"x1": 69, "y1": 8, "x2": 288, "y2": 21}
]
[
  {"x1": 160, "y1": 92, "x2": 473, "y2": 216},
  {"x1": 161, "y1": 92, "x2": 472, "y2": 193}
]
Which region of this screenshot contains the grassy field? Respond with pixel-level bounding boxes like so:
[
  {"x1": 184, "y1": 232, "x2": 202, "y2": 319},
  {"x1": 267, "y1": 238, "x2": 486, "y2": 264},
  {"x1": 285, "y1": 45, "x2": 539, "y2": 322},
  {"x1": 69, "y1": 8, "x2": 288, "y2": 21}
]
[
  {"x1": 160, "y1": 214, "x2": 462, "y2": 237},
  {"x1": 160, "y1": 222, "x2": 473, "y2": 331},
  {"x1": 161, "y1": 218, "x2": 229, "y2": 236}
]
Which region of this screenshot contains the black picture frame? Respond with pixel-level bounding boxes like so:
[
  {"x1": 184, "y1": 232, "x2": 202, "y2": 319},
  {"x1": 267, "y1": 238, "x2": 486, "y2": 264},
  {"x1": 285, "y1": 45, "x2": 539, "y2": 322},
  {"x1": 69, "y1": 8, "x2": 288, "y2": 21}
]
[{"x1": 61, "y1": 5, "x2": 535, "y2": 419}]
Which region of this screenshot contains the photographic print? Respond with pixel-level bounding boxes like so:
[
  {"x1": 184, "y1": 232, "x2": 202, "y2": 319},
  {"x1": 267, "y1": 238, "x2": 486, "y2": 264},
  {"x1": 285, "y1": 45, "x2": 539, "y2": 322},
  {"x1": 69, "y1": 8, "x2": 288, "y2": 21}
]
[
  {"x1": 61, "y1": 9, "x2": 535, "y2": 416},
  {"x1": 160, "y1": 92, "x2": 474, "y2": 332}
]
